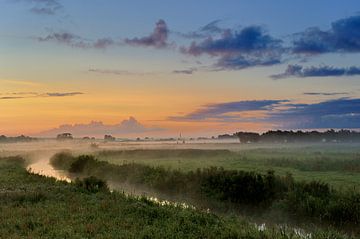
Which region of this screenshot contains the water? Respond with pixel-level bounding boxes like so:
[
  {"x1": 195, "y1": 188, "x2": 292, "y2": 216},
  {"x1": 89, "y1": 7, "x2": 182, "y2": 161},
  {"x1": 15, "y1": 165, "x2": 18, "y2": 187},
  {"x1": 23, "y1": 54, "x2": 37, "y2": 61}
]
[{"x1": 27, "y1": 156, "x2": 71, "y2": 182}]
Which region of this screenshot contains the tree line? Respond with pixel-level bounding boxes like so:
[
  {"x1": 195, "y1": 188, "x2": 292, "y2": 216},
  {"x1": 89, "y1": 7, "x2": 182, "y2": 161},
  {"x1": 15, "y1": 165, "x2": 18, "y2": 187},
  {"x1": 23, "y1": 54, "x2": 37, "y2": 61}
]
[
  {"x1": 233, "y1": 129, "x2": 360, "y2": 143},
  {"x1": 0, "y1": 135, "x2": 36, "y2": 143}
]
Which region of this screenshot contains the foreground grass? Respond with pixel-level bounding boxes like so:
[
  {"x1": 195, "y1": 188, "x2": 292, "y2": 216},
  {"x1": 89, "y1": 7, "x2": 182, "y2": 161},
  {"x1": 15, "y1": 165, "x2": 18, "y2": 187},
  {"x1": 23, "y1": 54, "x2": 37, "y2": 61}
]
[{"x1": 1, "y1": 157, "x2": 349, "y2": 239}]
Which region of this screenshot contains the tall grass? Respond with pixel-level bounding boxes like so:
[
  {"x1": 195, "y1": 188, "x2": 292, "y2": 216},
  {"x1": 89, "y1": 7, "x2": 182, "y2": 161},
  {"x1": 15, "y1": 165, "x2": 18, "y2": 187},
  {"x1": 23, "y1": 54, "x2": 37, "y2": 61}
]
[{"x1": 50, "y1": 152, "x2": 360, "y2": 227}]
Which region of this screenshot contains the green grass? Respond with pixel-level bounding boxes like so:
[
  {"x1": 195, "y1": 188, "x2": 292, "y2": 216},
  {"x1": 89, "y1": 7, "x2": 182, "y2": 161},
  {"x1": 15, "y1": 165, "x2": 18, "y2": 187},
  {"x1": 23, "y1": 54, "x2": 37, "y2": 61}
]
[
  {"x1": 2, "y1": 157, "x2": 350, "y2": 238},
  {"x1": 49, "y1": 153, "x2": 360, "y2": 229},
  {"x1": 93, "y1": 145, "x2": 360, "y2": 189}
]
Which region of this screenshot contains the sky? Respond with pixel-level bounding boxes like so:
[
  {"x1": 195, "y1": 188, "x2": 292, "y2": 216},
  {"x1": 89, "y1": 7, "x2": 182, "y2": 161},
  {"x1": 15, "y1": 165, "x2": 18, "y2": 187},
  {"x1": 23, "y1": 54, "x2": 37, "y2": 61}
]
[{"x1": 1, "y1": 0, "x2": 360, "y2": 138}]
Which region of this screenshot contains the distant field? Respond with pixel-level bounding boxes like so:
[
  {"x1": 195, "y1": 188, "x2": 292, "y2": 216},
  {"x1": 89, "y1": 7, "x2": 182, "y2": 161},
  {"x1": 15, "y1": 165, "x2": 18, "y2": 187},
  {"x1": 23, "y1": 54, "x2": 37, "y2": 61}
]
[{"x1": 93, "y1": 143, "x2": 360, "y2": 190}]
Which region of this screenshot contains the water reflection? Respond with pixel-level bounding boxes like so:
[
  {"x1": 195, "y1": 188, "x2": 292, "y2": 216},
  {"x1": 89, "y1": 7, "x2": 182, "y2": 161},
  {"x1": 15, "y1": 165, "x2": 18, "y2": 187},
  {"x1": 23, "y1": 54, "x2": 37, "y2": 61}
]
[{"x1": 27, "y1": 159, "x2": 71, "y2": 182}]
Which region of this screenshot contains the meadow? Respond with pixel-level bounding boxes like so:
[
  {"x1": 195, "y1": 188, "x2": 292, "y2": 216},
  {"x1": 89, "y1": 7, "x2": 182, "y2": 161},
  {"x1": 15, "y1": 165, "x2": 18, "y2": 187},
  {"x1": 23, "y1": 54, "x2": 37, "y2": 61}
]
[
  {"x1": 0, "y1": 156, "x2": 349, "y2": 239},
  {"x1": 92, "y1": 143, "x2": 360, "y2": 190},
  {"x1": 1, "y1": 140, "x2": 360, "y2": 238}
]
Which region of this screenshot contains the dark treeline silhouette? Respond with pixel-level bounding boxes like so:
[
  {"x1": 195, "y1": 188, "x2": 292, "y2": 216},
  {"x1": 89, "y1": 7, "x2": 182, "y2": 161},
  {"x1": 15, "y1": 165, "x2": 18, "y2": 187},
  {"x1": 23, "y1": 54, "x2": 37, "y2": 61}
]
[
  {"x1": 234, "y1": 129, "x2": 360, "y2": 143},
  {"x1": 0, "y1": 135, "x2": 36, "y2": 143}
]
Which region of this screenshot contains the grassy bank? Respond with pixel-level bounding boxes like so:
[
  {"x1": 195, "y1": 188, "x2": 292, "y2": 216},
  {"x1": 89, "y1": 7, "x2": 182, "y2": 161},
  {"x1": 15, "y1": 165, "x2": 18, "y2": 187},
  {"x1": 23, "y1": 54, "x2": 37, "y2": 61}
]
[
  {"x1": 50, "y1": 153, "x2": 360, "y2": 235},
  {"x1": 2, "y1": 156, "x2": 350, "y2": 238}
]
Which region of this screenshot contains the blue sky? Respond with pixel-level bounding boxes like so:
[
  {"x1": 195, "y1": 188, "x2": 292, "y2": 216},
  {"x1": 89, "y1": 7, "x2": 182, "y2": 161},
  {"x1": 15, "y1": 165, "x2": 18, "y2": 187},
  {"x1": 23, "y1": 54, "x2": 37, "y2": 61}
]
[{"x1": 1, "y1": 0, "x2": 360, "y2": 137}]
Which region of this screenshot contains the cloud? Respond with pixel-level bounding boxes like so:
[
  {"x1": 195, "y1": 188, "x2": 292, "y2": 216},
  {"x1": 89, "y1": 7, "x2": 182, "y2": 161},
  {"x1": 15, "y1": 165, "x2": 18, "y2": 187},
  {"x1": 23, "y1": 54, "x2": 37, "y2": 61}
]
[
  {"x1": 0, "y1": 92, "x2": 83, "y2": 100},
  {"x1": 292, "y1": 15, "x2": 360, "y2": 54},
  {"x1": 93, "y1": 38, "x2": 115, "y2": 49},
  {"x1": 36, "y1": 116, "x2": 164, "y2": 137},
  {"x1": 88, "y1": 68, "x2": 159, "y2": 76},
  {"x1": 269, "y1": 98, "x2": 360, "y2": 129},
  {"x1": 200, "y1": 20, "x2": 224, "y2": 34},
  {"x1": 38, "y1": 32, "x2": 88, "y2": 48},
  {"x1": 303, "y1": 92, "x2": 349, "y2": 96},
  {"x1": 21, "y1": 0, "x2": 63, "y2": 15},
  {"x1": 169, "y1": 98, "x2": 360, "y2": 129},
  {"x1": 169, "y1": 100, "x2": 288, "y2": 121},
  {"x1": 89, "y1": 69, "x2": 132, "y2": 75},
  {"x1": 180, "y1": 26, "x2": 283, "y2": 70},
  {"x1": 172, "y1": 68, "x2": 197, "y2": 74},
  {"x1": 271, "y1": 65, "x2": 360, "y2": 79},
  {"x1": 38, "y1": 32, "x2": 116, "y2": 49},
  {"x1": 176, "y1": 19, "x2": 224, "y2": 39},
  {"x1": 124, "y1": 19, "x2": 171, "y2": 48},
  {"x1": 215, "y1": 54, "x2": 281, "y2": 70},
  {"x1": 0, "y1": 96, "x2": 25, "y2": 100},
  {"x1": 44, "y1": 92, "x2": 83, "y2": 97},
  {"x1": 177, "y1": 15, "x2": 360, "y2": 71}
]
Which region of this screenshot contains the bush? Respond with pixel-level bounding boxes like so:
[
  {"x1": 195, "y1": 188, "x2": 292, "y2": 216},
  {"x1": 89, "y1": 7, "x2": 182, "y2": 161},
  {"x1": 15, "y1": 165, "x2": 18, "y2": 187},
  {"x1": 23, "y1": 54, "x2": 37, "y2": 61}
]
[
  {"x1": 69, "y1": 155, "x2": 96, "y2": 173},
  {"x1": 74, "y1": 176, "x2": 109, "y2": 193}
]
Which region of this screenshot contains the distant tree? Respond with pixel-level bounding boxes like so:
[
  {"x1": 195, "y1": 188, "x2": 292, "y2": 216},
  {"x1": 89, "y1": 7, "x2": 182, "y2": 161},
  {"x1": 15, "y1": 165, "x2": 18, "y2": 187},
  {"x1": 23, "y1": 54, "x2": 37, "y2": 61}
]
[
  {"x1": 104, "y1": 135, "x2": 116, "y2": 142},
  {"x1": 236, "y1": 132, "x2": 260, "y2": 143},
  {"x1": 0, "y1": 135, "x2": 36, "y2": 143},
  {"x1": 217, "y1": 134, "x2": 237, "y2": 139},
  {"x1": 56, "y1": 133, "x2": 73, "y2": 140}
]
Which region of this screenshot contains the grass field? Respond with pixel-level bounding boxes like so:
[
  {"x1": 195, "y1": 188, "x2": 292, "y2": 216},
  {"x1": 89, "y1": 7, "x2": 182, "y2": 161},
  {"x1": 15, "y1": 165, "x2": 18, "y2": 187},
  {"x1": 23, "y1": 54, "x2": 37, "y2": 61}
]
[
  {"x1": 1, "y1": 141, "x2": 360, "y2": 238},
  {"x1": 1, "y1": 156, "x2": 350, "y2": 239},
  {"x1": 93, "y1": 143, "x2": 360, "y2": 190}
]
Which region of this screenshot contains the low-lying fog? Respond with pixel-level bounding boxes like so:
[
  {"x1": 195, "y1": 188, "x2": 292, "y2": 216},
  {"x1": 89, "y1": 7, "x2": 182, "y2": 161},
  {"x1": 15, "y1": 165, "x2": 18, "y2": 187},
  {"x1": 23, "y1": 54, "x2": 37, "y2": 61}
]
[
  {"x1": 0, "y1": 138, "x2": 326, "y2": 184},
  {"x1": 2, "y1": 138, "x2": 359, "y2": 191}
]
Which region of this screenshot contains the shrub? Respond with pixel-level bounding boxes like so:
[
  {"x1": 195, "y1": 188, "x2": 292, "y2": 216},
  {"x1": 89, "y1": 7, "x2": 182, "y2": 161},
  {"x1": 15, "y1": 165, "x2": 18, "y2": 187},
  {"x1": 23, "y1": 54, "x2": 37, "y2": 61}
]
[{"x1": 74, "y1": 176, "x2": 109, "y2": 193}]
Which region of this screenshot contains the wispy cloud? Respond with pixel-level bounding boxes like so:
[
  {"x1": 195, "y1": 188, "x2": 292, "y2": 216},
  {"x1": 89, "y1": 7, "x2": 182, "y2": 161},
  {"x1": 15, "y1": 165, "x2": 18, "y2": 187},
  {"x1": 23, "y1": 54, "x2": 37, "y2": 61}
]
[
  {"x1": 303, "y1": 92, "x2": 349, "y2": 96},
  {"x1": 0, "y1": 92, "x2": 83, "y2": 100},
  {"x1": 44, "y1": 92, "x2": 83, "y2": 97},
  {"x1": 88, "y1": 68, "x2": 159, "y2": 76},
  {"x1": 175, "y1": 19, "x2": 225, "y2": 39},
  {"x1": 20, "y1": 0, "x2": 63, "y2": 15},
  {"x1": 124, "y1": 19, "x2": 172, "y2": 48},
  {"x1": 271, "y1": 65, "x2": 360, "y2": 79},
  {"x1": 172, "y1": 68, "x2": 197, "y2": 75},
  {"x1": 37, "y1": 32, "x2": 117, "y2": 49},
  {"x1": 0, "y1": 96, "x2": 25, "y2": 100}
]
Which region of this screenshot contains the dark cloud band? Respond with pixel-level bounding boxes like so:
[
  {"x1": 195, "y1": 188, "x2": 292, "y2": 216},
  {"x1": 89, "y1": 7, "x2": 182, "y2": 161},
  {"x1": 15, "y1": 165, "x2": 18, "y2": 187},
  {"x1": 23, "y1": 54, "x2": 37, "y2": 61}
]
[{"x1": 271, "y1": 65, "x2": 360, "y2": 79}]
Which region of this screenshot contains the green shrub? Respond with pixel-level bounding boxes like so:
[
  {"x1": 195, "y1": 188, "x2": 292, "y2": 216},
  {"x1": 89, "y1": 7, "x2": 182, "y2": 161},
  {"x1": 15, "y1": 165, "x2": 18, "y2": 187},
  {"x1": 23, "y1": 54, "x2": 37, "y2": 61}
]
[{"x1": 74, "y1": 176, "x2": 109, "y2": 193}]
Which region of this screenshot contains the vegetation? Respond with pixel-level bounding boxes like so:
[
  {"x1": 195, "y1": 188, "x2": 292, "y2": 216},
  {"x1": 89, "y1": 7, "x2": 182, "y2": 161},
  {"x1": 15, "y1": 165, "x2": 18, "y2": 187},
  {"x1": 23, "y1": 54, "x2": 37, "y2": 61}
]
[
  {"x1": 235, "y1": 129, "x2": 360, "y2": 143},
  {"x1": 0, "y1": 135, "x2": 37, "y2": 143},
  {"x1": 56, "y1": 133, "x2": 73, "y2": 140},
  {"x1": 1, "y1": 156, "x2": 349, "y2": 238},
  {"x1": 93, "y1": 147, "x2": 360, "y2": 189},
  {"x1": 50, "y1": 152, "x2": 360, "y2": 231}
]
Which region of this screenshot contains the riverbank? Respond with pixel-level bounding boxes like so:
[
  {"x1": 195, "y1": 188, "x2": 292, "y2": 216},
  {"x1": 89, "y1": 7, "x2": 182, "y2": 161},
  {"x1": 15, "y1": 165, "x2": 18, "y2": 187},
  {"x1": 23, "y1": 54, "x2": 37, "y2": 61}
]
[{"x1": 0, "y1": 156, "x2": 349, "y2": 238}]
